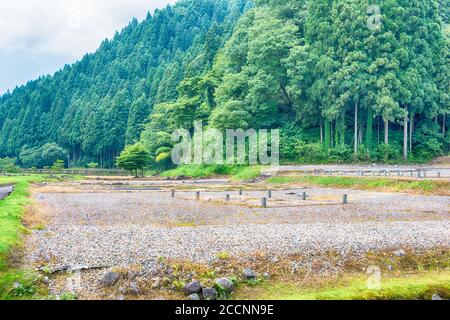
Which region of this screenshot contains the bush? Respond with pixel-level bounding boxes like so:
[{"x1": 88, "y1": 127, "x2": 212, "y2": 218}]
[
  {"x1": 375, "y1": 143, "x2": 401, "y2": 163},
  {"x1": 413, "y1": 121, "x2": 444, "y2": 160},
  {"x1": 295, "y1": 142, "x2": 327, "y2": 163},
  {"x1": 19, "y1": 143, "x2": 67, "y2": 168},
  {"x1": 329, "y1": 145, "x2": 353, "y2": 163},
  {"x1": 0, "y1": 157, "x2": 20, "y2": 173},
  {"x1": 280, "y1": 123, "x2": 306, "y2": 162}
]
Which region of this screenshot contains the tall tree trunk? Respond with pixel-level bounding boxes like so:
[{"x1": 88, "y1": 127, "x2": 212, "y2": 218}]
[
  {"x1": 320, "y1": 120, "x2": 323, "y2": 144},
  {"x1": 409, "y1": 112, "x2": 415, "y2": 152},
  {"x1": 384, "y1": 119, "x2": 389, "y2": 144},
  {"x1": 403, "y1": 113, "x2": 408, "y2": 161},
  {"x1": 443, "y1": 114, "x2": 446, "y2": 136},
  {"x1": 330, "y1": 121, "x2": 334, "y2": 148},
  {"x1": 354, "y1": 101, "x2": 358, "y2": 155},
  {"x1": 365, "y1": 108, "x2": 373, "y2": 154},
  {"x1": 324, "y1": 120, "x2": 331, "y2": 150},
  {"x1": 377, "y1": 116, "x2": 380, "y2": 145}
]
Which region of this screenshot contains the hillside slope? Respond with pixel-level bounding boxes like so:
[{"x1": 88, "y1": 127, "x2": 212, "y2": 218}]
[{"x1": 0, "y1": 0, "x2": 251, "y2": 167}]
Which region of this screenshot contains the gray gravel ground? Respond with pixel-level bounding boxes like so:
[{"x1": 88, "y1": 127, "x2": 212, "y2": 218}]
[
  {"x1": 0, "y1": 185, "x2": 13, "y2": 200},
  {"x1": 26, "y1": 186, "x2": 450, "y2": 272}
]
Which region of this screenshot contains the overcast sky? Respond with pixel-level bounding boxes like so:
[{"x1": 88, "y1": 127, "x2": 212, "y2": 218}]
[{"x1": 0, "y1": 0, "x2": 177, "y2": 95}]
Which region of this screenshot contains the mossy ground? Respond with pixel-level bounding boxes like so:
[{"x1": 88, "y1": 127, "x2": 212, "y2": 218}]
[
  {"x1": 0, "y1": 175, "x2": 52, "y2": 299},
  {"x1": 233, "y1": 270, "x2": 450, "y2": 300},
  {"x1": 161, "y1": 165, "x2": 264, "y2": 181}
]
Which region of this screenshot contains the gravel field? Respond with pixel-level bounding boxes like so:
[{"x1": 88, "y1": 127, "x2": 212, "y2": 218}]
[{"x1": 26, "y1": 185, "x2": 450, "y2": 272}]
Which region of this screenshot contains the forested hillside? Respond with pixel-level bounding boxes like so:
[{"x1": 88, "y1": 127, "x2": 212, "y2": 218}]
[
  {"x1": 0, "y1": 0, "x2": 251, "y2": 168},
  {"x1": 141, "y1": 0, "x2": 449, "y2": 167},
  {"x1": 0, "y1": 0, "x2": 448, "y2": 169}
]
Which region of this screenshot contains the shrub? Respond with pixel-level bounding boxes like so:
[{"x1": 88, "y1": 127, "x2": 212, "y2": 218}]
[
  {"x1": 375, "y1": 143, "x2": 401, "y2": 163},
  {"x1": 295, "y1": 142, "x2": 327, "y2": 163}
]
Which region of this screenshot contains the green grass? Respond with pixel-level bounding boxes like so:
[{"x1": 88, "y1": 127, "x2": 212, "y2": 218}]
[
  {"x1": 161, "y1": 165, "x2": 263, "y2": 181},
  {"x1": 267, "y1": 175, "x2": 449, "y2": 195},
  {"x1": 0, "y1": 175, "x2": 49, "y2": 299},
  {"x1": 234, "y1": 270, "x2": 450, "y2": 300}
]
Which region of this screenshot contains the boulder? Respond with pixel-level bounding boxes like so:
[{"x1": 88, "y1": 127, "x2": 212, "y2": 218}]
[
  {"x1": 215, "y1": 277, "x2": 235, "y2": 293},
  {"x1": 432, "y1": 294, "x2": 442, "y2": 301},
  {"x1": 183, "y1": 280, "x2": 202, "y2": 295},
  {"x1": 129, "y1": 282, "x2": 140, "y2": 295},
  {"x1": 202, "y1": 287, "x2": 218, "y2": 300},
  {"x1": 243, "y1": 268, "x2": 257, "y2": 280},
  {"x1": 100, "y1": 271, "x2": 120, "y2": 286},
  {"x1": 188, "y1": 293, "x2": 201, "y2": 300}
]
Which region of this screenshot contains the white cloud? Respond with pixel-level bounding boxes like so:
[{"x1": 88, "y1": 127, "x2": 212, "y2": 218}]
[
  {"x1": 0, "y1": 0, "x2": 177, "y2": 58},
  {"x1": 0, "y1": 0, "x2": 177, "y2": 93}
]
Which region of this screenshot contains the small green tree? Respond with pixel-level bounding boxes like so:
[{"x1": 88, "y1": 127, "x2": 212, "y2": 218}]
[
  {"x1": 116, "y1": 143, "x2": 151, "y2": 177},
  {"x1": 51, "y1": 159, "x2": 65, "y2": 173}
]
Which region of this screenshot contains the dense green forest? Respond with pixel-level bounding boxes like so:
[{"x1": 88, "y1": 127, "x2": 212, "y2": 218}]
[{"x1": 0, "y1": 0, "x2": 448, "y2": 169}]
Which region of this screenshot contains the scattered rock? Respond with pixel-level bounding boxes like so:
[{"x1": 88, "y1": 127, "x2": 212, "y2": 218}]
[
  {"x1": 243, "y1": 268, "x2": 257, "y2": 280},
  {"x1": 262, "y1": 272, "x2": 270, "y2": 280},
  {"x1": 202, "y1": 287, "x2": 218, "y2": 300},
  {"x1": 393, "y1": 249, "x2": 406, "y2": 257},
  {"x1": 432, "y1": 294, "x2": 442, "y2": 301},
  {"x1": 188, "y1": 293, "x2": 201, "y2": 300},
  {"x1": 183, "y1": 280, "x2": 202, "y2": 295},
  {"x1": 215, "y1": 278, "x2": 234, "y2": 293},
  {"x1": 117, "y1": 295, "x2": 125, "y2": 301},
  {"x1": 100, "y1": 271, "x2": 120, "y2": 286},
  {"x1": 151, "y1": 277, "x2": 161, "y2": 289},
  {"x1": 129, "y1": 282, "x2": 140, "y2": 295},
  {"x1": 290, "y1": 262, "x2": 300, "y2": 274}
]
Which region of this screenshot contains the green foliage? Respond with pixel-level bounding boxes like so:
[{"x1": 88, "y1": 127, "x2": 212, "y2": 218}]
[
  {"x1": 0, "y1": 0, "x2": 250, "y2": 167},
  {"x1": 295, "y1": 143, "x2": 327, "y2": 163},
  {"x1": 51, "y1": 160, "x2": 65, "y2": 173},
  {"x1": 0, "y1": 175, "x2": 51, "y2": 299},
  {"x1": 161, "y1": 165, "x2": 262, "y2": 180},
  {"x1": 0, "y1": 158, "x2": 20, "y2": 173},
  {"x1": 413, "y1": 121, "x2": 445, "y2": 160},
  {"x1": 375, "y1": 143, "x2": 402, "y2": 163},
  {"x1": 234, "y1": 271, "x2": 450, "y2": 300},
  {"x1": 87, "y1": 162, "x2": 99, "y2": 169},
  {"x1": 116, "y1": 143, "x2": 151, "y2": 177},
  {"x1": 267, "y1": 175, "x2": 449, "y2": 195},
  {"x1": 19, "y1": 143, "x2": 67, "y2": 169},
  {"x1": 0, "y1": 0, "x2": 448, "y2": 166}
]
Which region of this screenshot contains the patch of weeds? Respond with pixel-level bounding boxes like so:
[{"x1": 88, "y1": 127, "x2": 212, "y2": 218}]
[
  {"x1": 41, "y1": 266, "x2": 52, "y2": 275},
  {"x1": 60, "y1": 292, "x2": 78, "y2": 300},
  {"x1": 32, "y1": 225, "x2": 46, "y2": 231},
  {"x1": 246, "y1": 278, "x2": 263, "y2": 287},
  {"x1": 172, "y1": 279, "x2": 186, "y2": 290},
  {"x1": 216, "y1": 252, "x2": 230, "y2": 261},
  {"x1": 11, "y1": 281, "x2": 36, "y2": 297},
  {"x1": 267, "y1": 175, "x2": 449, "y2": 195}
]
